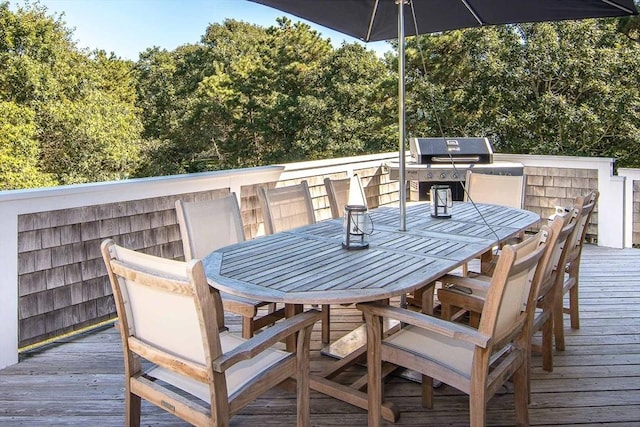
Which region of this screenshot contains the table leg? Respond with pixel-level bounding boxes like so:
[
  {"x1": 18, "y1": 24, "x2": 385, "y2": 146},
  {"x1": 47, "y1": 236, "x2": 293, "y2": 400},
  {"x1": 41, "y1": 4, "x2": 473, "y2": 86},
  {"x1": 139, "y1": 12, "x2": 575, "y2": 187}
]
[
  {"x1": 285, "y1": 303, "x2": 303, "y2": 352},
  {"x1": 311, "y1": 318, "x2": 405, "y2": 423},
  {"x1": 309, "y1": 285, "x2": 436, "y2": 422},
  {"x1": 310, "y1": 375, "x2": 400, "y2": 422}
]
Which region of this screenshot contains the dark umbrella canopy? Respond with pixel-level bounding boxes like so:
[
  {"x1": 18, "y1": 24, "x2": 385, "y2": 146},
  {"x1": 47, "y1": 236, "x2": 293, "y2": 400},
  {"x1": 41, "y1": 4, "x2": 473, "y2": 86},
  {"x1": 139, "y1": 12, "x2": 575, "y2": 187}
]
[
  {"x1": 249, "y1": 0, "x2": 638, "y2": 230},
  {"x1": 250, "y1": 0, "x2": 637, "y2": 42}
]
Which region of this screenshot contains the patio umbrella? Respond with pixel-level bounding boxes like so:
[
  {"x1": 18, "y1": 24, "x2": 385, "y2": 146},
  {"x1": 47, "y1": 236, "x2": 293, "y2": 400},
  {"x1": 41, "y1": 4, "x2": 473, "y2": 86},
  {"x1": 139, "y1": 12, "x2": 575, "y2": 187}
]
[{"x1": 249, "y1": 0, "x2": 638, "y2": 230}]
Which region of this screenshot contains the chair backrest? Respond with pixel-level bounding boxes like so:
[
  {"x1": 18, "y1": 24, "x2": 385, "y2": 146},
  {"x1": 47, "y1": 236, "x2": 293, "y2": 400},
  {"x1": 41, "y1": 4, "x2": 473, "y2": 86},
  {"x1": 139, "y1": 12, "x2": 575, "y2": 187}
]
[
  {"x1": 464, "y1": 170, "x2": 525, "y2": 209},
  {"x1": 479, "y1": 226, "x2": 550, "y2": 345},
  {"x1": 324, "y1": 174, "x2": 367, "y2": 219},
  {"x1": 258, "y1": 180, "x2": 316, "y2": 234},
  {"x1": 567, "y1": 190, "x2": 599, "y2": 261},
  {"x1": 175, "y1": 193, "x2": 245, "y2": 261},
  {"x1": 538, "y1": 204, "x2": 580, "y2": 300},
  {"x1": 101, "y1": 239, "x2": 224, "y2": 387}
]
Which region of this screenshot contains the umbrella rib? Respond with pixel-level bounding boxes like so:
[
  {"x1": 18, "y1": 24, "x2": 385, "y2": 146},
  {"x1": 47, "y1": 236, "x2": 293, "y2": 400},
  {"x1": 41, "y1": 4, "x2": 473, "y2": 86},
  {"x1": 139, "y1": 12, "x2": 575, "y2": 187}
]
[
  {"x1": 366, "y1": 0, "x2": 381, "y2": 42},
  {"x1": 599, "y1": 0, "x2": 637, "y2": 14},
  {"x1": 409, "y1": 0, "x2": 420, "y2": 35},
  {"x1": 460, "y1": 0, "x2": 485, "y2": 25}
]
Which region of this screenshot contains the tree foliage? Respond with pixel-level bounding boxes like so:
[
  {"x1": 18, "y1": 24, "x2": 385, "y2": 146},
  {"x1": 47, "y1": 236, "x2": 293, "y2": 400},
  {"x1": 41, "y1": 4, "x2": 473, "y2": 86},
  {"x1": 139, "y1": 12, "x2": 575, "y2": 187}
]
[
  {"x1": 405, "y1": 19, "x2": 640, "y2": 166},
  {"x1": 134, "y1": 18, "x2": 394, "y2": 175},
  {"x1": 0, "y1": 101, "x2": 55, "y2": 189},
  {"x1": 1, "y1": 2, "x2": 639, "y2": 191},
  {"x1": 0, "y1": 1, "x2": 141, "y2": 188}
]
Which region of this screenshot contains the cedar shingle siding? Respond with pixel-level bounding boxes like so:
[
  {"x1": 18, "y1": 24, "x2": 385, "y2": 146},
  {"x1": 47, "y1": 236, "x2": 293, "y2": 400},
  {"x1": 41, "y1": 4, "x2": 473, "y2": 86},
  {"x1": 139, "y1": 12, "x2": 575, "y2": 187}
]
[
  {"x1": 524, "y1": 166, "x2": 598, "y2": 240},
  {"x1": 17, "y1": 189, "x2": 230, "y2": 347}
]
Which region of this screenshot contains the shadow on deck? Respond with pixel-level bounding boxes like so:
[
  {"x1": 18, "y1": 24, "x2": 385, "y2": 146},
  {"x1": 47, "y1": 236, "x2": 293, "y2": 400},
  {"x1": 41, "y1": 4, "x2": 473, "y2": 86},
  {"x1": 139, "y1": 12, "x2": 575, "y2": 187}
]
[{"x1": 1, "y1": 245, "x2": 639, "y2": 426}]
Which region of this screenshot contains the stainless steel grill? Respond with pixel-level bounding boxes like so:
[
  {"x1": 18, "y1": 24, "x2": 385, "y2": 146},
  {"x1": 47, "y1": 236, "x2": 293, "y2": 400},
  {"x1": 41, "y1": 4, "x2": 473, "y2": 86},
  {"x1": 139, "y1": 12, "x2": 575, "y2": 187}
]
[
  {"x1": 410, "y1": 137, "x2": 493, "y2": 165},
  {"x1": 388, "y1": 137, "x2": 524, "y2": 201}
]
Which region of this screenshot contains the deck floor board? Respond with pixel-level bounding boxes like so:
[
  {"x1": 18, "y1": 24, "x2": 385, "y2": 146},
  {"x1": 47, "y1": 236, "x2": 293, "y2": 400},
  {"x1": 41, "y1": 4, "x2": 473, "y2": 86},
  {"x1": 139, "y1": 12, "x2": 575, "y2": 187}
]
[{"x1": 1, "y1": 245, "x2": 639, "y2": 426}]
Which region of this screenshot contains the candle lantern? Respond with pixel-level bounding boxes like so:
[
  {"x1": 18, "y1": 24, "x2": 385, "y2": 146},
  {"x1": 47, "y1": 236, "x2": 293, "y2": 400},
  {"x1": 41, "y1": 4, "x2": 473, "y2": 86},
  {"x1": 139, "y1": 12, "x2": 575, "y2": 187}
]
[
  {"x1": 430, "y1": 185, "x2": 453, "y2": 218},
  {"x1": 342, "y1": 205, "x2": 371, "y2": 250}
]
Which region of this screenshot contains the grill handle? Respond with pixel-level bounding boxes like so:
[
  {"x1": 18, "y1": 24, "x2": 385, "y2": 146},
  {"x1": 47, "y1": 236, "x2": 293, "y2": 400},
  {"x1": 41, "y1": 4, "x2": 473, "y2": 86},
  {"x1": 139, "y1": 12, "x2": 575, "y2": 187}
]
[{"x1": 431, "y1": 156, "x2": 481, "y2": 163}]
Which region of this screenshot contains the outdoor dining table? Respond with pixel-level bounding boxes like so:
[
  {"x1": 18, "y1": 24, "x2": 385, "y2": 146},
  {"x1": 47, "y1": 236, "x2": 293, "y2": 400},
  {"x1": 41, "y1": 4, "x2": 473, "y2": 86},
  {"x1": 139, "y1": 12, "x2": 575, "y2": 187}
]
[{"x1": 202, "y1": 201, "x2": 540, "y2": 421}]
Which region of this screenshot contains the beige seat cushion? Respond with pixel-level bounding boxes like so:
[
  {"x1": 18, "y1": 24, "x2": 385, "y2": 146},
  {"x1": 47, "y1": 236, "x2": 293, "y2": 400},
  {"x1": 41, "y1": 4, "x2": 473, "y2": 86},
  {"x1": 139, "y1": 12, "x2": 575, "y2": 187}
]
[
  {"x1": 383, "y1": 324, "x2": 475, "y2": 377},
  {"x1": 149, "y1": 331, "x2": 289, "y2": 402}
]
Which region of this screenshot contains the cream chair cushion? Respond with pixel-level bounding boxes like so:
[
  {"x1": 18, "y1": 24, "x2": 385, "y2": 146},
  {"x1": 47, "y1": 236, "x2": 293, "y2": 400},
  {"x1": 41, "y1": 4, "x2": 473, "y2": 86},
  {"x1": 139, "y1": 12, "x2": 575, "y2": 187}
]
[
  {"x1": 150, "y1": 332, "x2": 288, "y2": 401},
  {"x1": 464, "y1": 171, "x2": 525, "y2": 209},
  {"x1": 384, "y1": 324, "x2": 476, "y2": 377}
]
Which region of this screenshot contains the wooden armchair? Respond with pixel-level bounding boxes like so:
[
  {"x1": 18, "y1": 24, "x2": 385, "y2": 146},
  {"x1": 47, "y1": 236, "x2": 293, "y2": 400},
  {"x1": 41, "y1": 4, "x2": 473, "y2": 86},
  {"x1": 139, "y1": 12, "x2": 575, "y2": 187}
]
[
  {"x1": 438, "y1": 206, "x2": 579, "y2": 377},
  {"x1": 175, "y1": 194, "x2": 285, "y2": 339},
  {"x1": 462, "y1": 170, "x2": 527, "y2": 275},
  {"x1": 555, "y1": 189, "x2": 599, "y2": 350},
  {"x1": 257, "y1": 181, "x2": 332, "y2": 344},
  {"x1": 101, "y1": 239, "x2": 320, "y2": 426},
  {"x1": 324, "y1": 174, "x2": 367, "y2": 219},
  {"x1": 258, "y1": 181, "x2": 316, "y2": 235},
  {"x1": 358, "y1": 227, "x2": 551, "y2": 427},
  {"x1": 464, "y1": 170, "x2": 526, "y2": 208}
]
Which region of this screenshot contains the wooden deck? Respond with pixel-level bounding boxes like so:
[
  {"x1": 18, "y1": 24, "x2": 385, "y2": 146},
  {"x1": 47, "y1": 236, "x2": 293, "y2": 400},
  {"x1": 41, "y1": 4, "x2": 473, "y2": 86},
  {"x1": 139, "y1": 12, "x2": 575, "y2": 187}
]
[{"x1": 1, "y1": 244, "x2": 639, "y2": 426}]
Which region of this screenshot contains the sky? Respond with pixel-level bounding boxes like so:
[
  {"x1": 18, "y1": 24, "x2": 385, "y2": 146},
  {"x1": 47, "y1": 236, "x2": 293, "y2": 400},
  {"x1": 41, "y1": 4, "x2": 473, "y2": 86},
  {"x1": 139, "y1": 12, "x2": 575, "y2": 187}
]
[{"x1": 17, "y1": 0, "x2": 391, "y2": 60}]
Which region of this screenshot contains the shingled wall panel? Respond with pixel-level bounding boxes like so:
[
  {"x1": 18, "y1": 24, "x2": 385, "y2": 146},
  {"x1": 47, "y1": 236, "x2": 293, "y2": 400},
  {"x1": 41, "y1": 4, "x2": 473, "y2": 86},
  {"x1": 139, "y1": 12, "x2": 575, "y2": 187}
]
[
  {"x1": 17, "y1": 188, "x2": 230, "y2": 347},
  {"x1": 524, "y1": 166, "x2": 598, "y2": 241}
]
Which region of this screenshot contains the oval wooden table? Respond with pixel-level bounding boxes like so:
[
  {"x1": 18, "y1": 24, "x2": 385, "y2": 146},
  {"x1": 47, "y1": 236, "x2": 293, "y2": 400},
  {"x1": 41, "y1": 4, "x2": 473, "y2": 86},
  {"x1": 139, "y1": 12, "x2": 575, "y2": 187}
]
[{"x1": 203, "y1": 202, "x2": 540, "y2": 422}]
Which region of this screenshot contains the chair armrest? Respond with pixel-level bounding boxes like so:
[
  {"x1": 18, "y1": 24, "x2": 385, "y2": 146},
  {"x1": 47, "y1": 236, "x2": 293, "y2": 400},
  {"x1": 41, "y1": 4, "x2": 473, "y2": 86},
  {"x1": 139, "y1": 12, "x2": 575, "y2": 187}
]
[
  {"x1": 437, "y1": 287, "x2": 486, "y2": 313},
  {"x1": 440, "y1": 274, "x2": 491, "y2": 292},
  {"x1": 562, "y1": 276, "x2": 576, "y2": 293},
  {"x1": 357, "y1": 302, "x2": 490, "y2": 348},
  {"x1": 213, "y1": 309, "x2": 321, "y2": 372}
]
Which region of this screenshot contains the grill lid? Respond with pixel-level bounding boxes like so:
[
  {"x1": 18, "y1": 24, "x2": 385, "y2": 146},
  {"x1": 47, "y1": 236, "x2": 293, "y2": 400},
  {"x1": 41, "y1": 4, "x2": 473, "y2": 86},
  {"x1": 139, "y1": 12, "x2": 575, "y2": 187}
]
[{"x1": 410, "y1": 137, "x2": 494, "y2": 164}]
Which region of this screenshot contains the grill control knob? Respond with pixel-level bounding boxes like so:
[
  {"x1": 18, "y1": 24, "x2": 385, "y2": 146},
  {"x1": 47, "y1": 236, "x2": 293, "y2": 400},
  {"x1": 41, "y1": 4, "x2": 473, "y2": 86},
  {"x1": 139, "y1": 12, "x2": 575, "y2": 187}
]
[
  {"x1": 440, "y1": 173, "x2": 447, "y2": 179},
  {"x1": 427, "y1": 172, "x2": 433, "y2": 179},
  {"x1": 452, "y1": 173, "x2": 459, "y2": 179}
]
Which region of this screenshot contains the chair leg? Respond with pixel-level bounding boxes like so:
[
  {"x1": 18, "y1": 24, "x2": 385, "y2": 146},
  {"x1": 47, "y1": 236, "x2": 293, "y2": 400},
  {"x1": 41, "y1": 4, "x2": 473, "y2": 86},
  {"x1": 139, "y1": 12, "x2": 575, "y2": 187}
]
[
  {"x1": 321, "y1": 305, "x2": 330, "y2": 344},
  {"x1": 512, "y1": 362, "x2": 530, "y2": 427},
  {"x1": 568, "y1": 264, "x2": 580, "y2": 329},
  {"x1": 242, "y1": 316, "x2": 254, "y2": 339},
  {"x1": 469, "y1": 384, "x2": 487, "y2": 427},
  {"x1": 469, "y1": 311, "x2": 481, "y2": 328},
  {"x1": 525, "y1": 343, "x2": 531, "y2": 404},
  {"x1": 421, "y1": 375, "x2": 434, "y2": 409},
  {"x1": 441, "y1": 302, "x2": 453, "y2": 321},
  {"x1": 553, "y1": 294, "x2": 566, "y2": 352},
  {"x1": 462, "y1": 262, "x2": 469, "y2": 277},
  {"x1": 541, "y1": 316, "x2": 553, "y2": 372},
  {"x1": 296, "y1": 324, "x2": 313, "y2": 427},
  {"x1": 126, "y1": 392, "x2": 141, "y2": 427}
]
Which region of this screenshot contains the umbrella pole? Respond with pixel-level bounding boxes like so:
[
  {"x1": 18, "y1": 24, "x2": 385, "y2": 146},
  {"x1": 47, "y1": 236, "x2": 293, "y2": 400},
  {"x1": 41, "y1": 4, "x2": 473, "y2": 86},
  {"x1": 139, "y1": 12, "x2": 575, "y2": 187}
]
[{"x1": 398, "y1": 0, "x2": 407, "y2": 231}]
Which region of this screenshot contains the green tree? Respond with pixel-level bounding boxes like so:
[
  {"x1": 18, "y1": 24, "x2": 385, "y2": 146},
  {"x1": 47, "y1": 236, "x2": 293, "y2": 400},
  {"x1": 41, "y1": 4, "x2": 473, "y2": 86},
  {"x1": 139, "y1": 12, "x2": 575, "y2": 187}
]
[
  {"x1": 0, "y1": 2, "x2": 142, "y2": 187},
  {"x1": 188, "y1": 19, "x2": 274, "y2": 170},
  {"x1": 406, "y1": 19, "x2": 640, "y2": 167},
  {"x1": 0, "y1": 101, "x2": 55, "y2": 189},
  {"x1": 38, "y1": 90, "x2": 141, "y2": 184},
  {"x1": 144, "y1": 18, "x2": 396, "y2": 174},
  {"x1": 132, "y1": 19, "x2": 269, "y2": 175},
  {"x1": 617, "y1": 1, "x2": 640, "y2": 43},
  {"x1": 317, "y1": 43, "x2": 396, "y2": 157}
]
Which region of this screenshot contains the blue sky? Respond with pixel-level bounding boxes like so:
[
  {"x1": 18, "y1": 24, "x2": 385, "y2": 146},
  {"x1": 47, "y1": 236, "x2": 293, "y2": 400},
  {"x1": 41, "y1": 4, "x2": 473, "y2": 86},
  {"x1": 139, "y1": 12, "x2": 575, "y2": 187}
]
[{"x1": 18, "y1": 0, "x2": 391, "y2": 60}]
